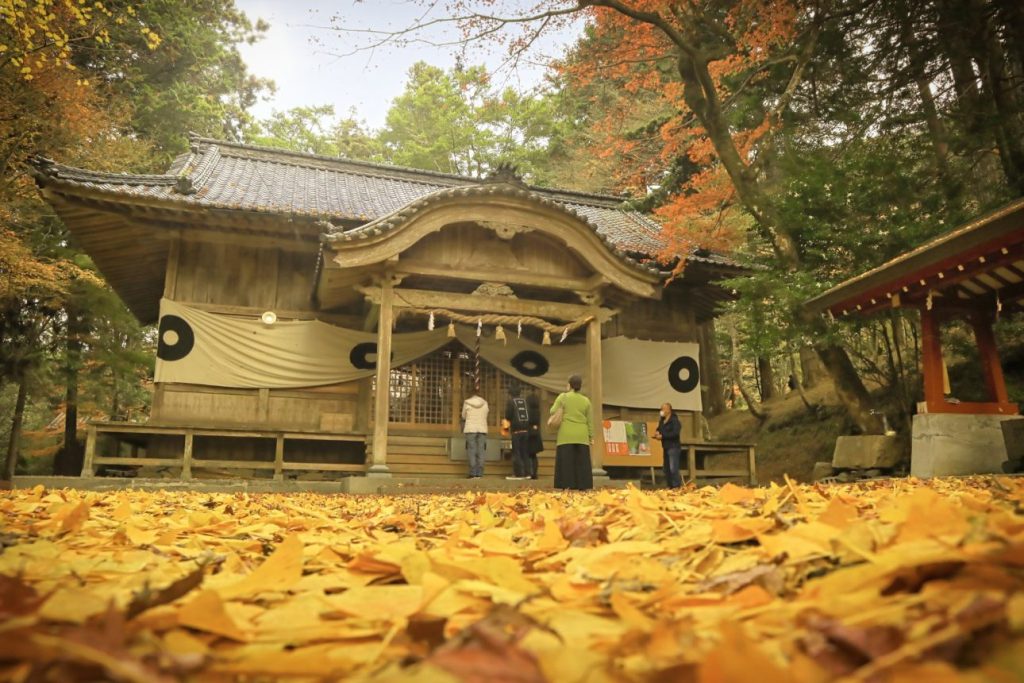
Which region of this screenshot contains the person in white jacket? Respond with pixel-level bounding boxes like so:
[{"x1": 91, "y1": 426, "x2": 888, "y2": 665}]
[{"x1": 461, "y1": 392, "x2": 489, "y2": 478}]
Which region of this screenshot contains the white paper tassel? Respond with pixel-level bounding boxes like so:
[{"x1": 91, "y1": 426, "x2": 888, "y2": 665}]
[
  {"x1": 477, "y1": 319, "x2": 482, "y2": 337},
  {"x1": 517, "y1": 320, "x2": 522, "y2": 338},
  {"x1": 428, "y1": 311, "x2": 435, "y2": 331},
  {"x1": 560, "y1": 327, "x2": 569, "y2": 343}
]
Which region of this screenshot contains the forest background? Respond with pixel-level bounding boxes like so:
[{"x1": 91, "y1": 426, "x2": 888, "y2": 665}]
[{"x1": 2, "y1": 0, "x2": 1023, "y2": 477}]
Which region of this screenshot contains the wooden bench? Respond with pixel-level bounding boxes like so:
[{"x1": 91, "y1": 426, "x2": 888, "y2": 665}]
[
  {"x1": 680, "y1": 440, "x2": 757, "y2": 485},
  {"x1": 83, "y1": 421, "x2": 367, "y2": 481}
]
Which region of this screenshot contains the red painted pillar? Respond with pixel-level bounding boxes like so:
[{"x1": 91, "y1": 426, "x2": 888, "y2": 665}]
[
  {"x1": 919, "y1": 308, "x2": 946, "y2": 410},
  {"x1": 971, "y1": 312, "x2": 1010, "y2": 404}
]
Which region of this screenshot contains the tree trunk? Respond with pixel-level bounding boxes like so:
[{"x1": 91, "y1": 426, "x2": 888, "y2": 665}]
[
  {"x1": 965, "y1": 0, "x2": 1024, "y2": 191},
  {"x1": 729, "y1": 321, "x2": 766, "y2": 421},
  {"x1": 816, "y1": 344, "x2": 883, "y2": 434},
  {"x1": 799, "y1": 345, "x2": 826, "y2": 387},
  {"x1": 698, "y1": 320, "x2": 726, "y2": 416},
  {"x1": 3, "y1": 378, "x2": 28, "y2": 481},
  {"x1": 757, "y1": 356, "x2": 777, "y2": 401},
  {"x1": 593, "y1": 2, "x2": 879, "y2": 433},
  {"x1": 789, "y1": 354, "x2": 816, "y2": 414},
  {"x1": 938, "y1": 0, "x2": 985, "y2": 135},
  {"x1": 56, "y1": 306, "x2": 85, "y2": 476}
]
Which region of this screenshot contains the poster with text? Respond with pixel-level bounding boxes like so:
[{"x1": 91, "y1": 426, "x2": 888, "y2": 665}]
[{"x1": 603, "y1": 420, "x2": 651, "y2": 457}]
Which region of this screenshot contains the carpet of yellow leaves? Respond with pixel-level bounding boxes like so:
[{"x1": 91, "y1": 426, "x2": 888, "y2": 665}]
[{"x1": 1, "y1": 476, "x2": 1023, "y2": 682}]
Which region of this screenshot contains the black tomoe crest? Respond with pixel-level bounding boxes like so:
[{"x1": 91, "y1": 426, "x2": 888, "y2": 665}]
[
  {"x1": 510, "y1": 350, "x2": 549, "y2": 377},
  {"x1": 667, "y1": 355, "x2": 699, "y2": 393},
  {"x1": 156, "y1": 315, "x2": 195, "y2": 361}
]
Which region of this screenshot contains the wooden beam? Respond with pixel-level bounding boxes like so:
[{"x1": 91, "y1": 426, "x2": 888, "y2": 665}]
[
  {"x1": 587, "y1": 315, "x2": 607, "y2": 478},
  {"x1": 392, "y1": 259, "x2": 600, "y2": 292},
  {"x1": 356, "y1": 286, "x2": 617, "y2": 323},
  {"x1": 369, "y1": 277, "x2": 395, "y2": 476},
  {"x1": 175, "y1": 301, "x2": 361, "y2": 327}
]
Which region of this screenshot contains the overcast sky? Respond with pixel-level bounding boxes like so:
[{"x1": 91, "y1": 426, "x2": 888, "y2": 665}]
[{"x1": 235, "y1": 1, "x2": 584, "y2": 130}]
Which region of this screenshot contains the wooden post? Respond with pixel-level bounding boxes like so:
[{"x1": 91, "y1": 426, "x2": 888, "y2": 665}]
[
  {"x1": 163, "y1": 237, "x2": 180, "y2": 299},
  {"x1": 586, "y1": 315, "x2": 607, "y2": 479},
  {"x1": 971, "y1": 313, "x2": 1010, "y2": 404},
  {"x1": 258, "y1": 388, "x2": 270, "y2": 424},
  {"x1": 919, "y1": 308, "x2": 946, "y2": 411},
  {"x1": 747, "y1": 446, "x2": 757, "y2": 486},
  {"x1": 273, "y1": 434, "x2": 284, "y2": 482},
  {"x1": 687, "y1": 445, "x2": 697, "y2": 484},
  {"x1": 182, "y1": 430, "x2": 193, "y2": 481},
  {"x1": 82, "y1": 425, "x2": 97, "y2": 477},
  {"x1": 369, "y1": 277, "x2": 394, "y2": 476}
]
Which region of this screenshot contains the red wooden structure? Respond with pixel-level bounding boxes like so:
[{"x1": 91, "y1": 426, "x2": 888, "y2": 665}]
[{"x1": 806, "y1": 198, "x2": 1024, "y2": 416}]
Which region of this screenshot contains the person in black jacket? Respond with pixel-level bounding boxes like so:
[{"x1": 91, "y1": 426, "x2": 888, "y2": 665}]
[
  {"x1": 504, "y1": 384, "x2": 534, "y2": 480},
  {"x1": 652, "y1": 402, "x2": 682, "y2": 488}
]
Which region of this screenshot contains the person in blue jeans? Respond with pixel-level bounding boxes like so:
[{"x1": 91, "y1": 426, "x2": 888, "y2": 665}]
[
  {"x1": 461, "y1": 391, "x2": 489, "y2": 478},
  {"x1": 653, "y1": 402, "x2": 682, "y2": 488}
]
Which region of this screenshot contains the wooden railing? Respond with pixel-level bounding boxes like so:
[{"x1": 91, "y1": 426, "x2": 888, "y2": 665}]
[{"x1": 82, "y1": 421, "x2": 366, "y2": 481}]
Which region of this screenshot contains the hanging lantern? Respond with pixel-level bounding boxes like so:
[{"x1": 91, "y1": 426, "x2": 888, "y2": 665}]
[
  {"x1": 495, "y1": 324, "x2": 506, "y2": 344},
  {"x1": 447, "y1": 321, "x2": 456, "y2": 338},
  {"x1": 542, "y1": 330, "x2": 552, "y2": 345},
  {"x1": 428, "y1": 311, "x2": 435, "y2": 331}
]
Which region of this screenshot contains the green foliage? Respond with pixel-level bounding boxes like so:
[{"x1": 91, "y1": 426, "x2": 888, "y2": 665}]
[
  {"x1": 249, "y1": 61, "x2": 559, "y2": 182},
  {"x1": 74, "y1": 0, "x2": 272, "y2": 161},
  {"x1": 249, "y1": 105, "x2": 383, "y2": 160}
]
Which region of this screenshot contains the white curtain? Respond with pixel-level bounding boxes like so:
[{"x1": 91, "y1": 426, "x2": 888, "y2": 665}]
[{"x1": 154, "y1": 300, "x2": 702, "y2": 410}]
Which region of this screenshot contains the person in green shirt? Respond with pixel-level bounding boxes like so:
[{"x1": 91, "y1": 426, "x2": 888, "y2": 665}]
[{"x1": 550, "y1": 374, "x2": 594, "y2": 490}]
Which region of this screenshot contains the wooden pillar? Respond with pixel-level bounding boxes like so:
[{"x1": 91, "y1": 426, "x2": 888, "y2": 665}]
[
  {"x1": 747, "y1": 446, "x2": 757, "y2": 486},
  {"x1": 971, "y1": 313, "x2": 1010, "y2": 404},
  {"x1": 919, "y1": 308, "x2": 946, "y2": 410},
  {"x1": 81, "y1": 425, "x2": 97, "y2": 477},
  {"x1": 163, "y1": 237, "x2": 180, "y2": 299},
  {"x1": 182, "y1": 430, "x2": 193, "y2": 481},
  {"x1": 273, "y1": 434, "x2": 285, "y2": 482},
  {"x1": 587, "y1": 315, "x2": 607, "y2": 478},
  {"x1": 368, "y1": 278, "x2": 394, "y2": 476},
  {"x1": 686, "y1": 444, "x2": 697, "y2": 484},
  {"x1": 258, "y1": 389, "x2": 270, "y2": 424}
]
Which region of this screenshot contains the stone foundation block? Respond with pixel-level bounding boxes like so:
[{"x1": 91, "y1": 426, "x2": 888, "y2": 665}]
[
  {"x1": 811, "y1": 461, "x2": 836, "y2": 481},
  {"x1": 911, "y1": 413, "x2": 1021, "y2": 478},
  {"x1": 832, "y1": 435, "x2": 903, "y2": 469}
]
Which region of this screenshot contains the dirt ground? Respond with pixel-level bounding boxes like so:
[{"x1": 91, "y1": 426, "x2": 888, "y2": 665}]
[{"x1": 707, "y1": 382, "x2": 849, "y2": 485}]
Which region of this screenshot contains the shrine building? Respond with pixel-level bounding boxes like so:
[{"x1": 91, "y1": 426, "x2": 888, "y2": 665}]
[{"x1": 30, "y1": 135, "x2": 751, "y2": 485}]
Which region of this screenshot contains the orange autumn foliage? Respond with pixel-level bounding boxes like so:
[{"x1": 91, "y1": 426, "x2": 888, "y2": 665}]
[{"x1": 557, "y1": 0, "x2": 801, "y2": 265}]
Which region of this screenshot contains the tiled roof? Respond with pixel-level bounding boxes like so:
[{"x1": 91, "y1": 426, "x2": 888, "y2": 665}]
[{"x1": 30, "y1": 136, "x2": 673, "y2": 256}]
